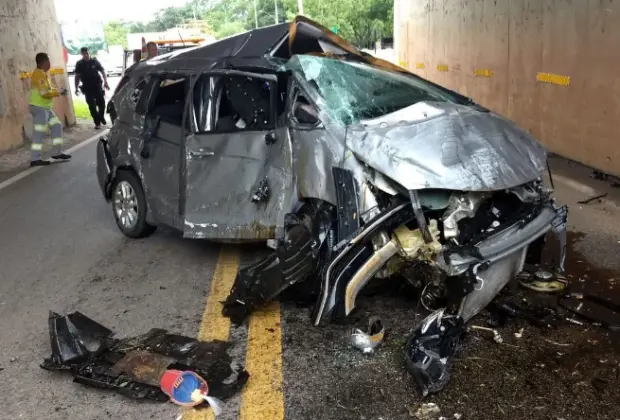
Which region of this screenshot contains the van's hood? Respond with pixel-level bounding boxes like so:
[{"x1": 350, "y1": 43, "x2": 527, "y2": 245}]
[{"x1": 345, "y1": 102, "x2": 547, "y2": 191}]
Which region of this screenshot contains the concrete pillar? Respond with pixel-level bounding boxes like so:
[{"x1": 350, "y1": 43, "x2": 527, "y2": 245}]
[{"x1": 0, "y1": 0, "x2": 76, "y2": 153}]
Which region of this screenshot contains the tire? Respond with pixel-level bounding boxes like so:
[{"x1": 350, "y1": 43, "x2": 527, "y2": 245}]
[{"x1": 111, "y1": 170, "x2": 157, "y2": 238}]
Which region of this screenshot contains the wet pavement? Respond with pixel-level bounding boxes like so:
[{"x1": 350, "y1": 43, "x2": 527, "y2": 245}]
[{"x1": 1, "y1": 137, "x2": 619, "y2": 419}]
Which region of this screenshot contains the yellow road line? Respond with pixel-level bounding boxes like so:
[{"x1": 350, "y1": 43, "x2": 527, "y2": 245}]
[
  {"x1": 184, "y1": 247, "x2": 240, "y2": 420},
  {"x1": 240, "y1": 302, "x2": 284, "y2": 420}
]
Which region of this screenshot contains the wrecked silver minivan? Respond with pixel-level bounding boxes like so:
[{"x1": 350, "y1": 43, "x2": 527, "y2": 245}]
[{"x1": 96, "y1": 16, "x2": 567, "y2": 395}]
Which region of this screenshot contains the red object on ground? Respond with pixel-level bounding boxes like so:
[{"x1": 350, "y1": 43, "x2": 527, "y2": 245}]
[{"x1": 160, "y1": 369, "x2": 209, "y2": 407}]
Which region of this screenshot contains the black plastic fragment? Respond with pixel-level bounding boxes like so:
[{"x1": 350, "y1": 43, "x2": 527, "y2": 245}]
[
  {"x1": 222, "y1": 202, "x2": 335, "y2": 325},
  {"x1": 222, "y1": 221, "x2": 316, "y2": 324},
  {"x1": 405, "y1": 311, "x2": 464, "y2": 397},
  {"x1": 332, "y1": 167, "x2": 360, "y2": 242},
  {"x1": 46, "y1": 311, "x2": 113, "y2": 366},
  {"x1": 41, "y1": 312, "x2": 249, "y2": 402}
]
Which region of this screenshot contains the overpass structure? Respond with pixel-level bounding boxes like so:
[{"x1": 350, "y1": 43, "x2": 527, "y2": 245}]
[
  {"x1": 394, "y1": 0, "x2": 619, "y2": 177},
  {"x1": 0, "y1": 0, "x2": 75, "y2": 152}
]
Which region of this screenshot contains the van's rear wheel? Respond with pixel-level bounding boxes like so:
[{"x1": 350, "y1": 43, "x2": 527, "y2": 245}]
[{"x1": 112, "y1": 170, "x2": 156, "y2": 238}]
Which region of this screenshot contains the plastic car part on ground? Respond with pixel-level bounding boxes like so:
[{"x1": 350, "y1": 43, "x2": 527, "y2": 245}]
[
  {"x1": 405, "y1": 309, "x2": 464, "y2": 397},
  {"x1": 40, "y1": 311, "x2": 249, "y2": 404},
  {"x1": 350, "y1": 316, "x2": 385, "y2": 354}
]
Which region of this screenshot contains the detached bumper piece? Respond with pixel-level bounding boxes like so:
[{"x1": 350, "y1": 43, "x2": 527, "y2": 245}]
[
  {"x1": 222, "y1": 203, "x2": 334, "y2": 325},
  {"x1": 41, "y1": 311, "x2": 249, "y2": 403}
]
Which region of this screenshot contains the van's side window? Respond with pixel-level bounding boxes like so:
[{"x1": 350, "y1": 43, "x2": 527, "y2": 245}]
[
  {"x1": 210, "y1": 75, "x2": 275, "y2": 133},
  {"x1": 148, "y1": 78, "x2": 188, "y2": 127}
]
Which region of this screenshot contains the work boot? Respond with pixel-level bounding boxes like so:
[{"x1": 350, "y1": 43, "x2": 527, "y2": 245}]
[
  {"x1": 95, "y1": 123, "x2": 101, "y2": 129},
  {"x1": 51, "y1": 153, "x2": 72, "y2": 160},
  {"x1": 30, "y1": 159, "x2": 51, "y2": 167},
  {"x1": 101, "y1": 117, "x2": 107, "y2": 126}
]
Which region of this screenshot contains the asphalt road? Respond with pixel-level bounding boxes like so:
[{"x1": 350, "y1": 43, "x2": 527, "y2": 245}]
[{"x1": 1, "y1": 138, "x2": 620, "y2": 420}]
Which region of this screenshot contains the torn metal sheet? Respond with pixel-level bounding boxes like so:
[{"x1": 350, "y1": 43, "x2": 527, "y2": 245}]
[
  {"x1": 41, "y1": 312, "x2": 249, "y2": 403},
  {"x1": 350, "y1": 316, "x2": 385, "y2": 354}
]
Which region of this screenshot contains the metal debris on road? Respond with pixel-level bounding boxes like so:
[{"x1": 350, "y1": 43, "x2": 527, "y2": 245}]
[
  {"x1": 350, "y1": 316, "x2": 385, "y2": 354},
  {"x1": 408, "y1": 402, "x2": 441, "y2": 420},
  {"x1": 471, "y1": 325, "x2": 503, "y2": 344},
  {"x1": 514, "y1": 327, "x2": 524, "y2": 339},
  {"x1": 577, "y1": 193, "x2": 608, "y2": 204},
  {"x1": 559, "y1": 292, "x2": 620, "y2": 330},
  {"x1": 40, "y1": 311, "x2": 249, "y2": 406},
  {"x1": 517, "y1": 269, "x2": 567, "y2": 293}
]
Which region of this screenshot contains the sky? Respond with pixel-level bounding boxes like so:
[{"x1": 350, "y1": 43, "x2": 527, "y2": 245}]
[{"x1": 55, "y1": 0, "x2": 183, "y2": 23}]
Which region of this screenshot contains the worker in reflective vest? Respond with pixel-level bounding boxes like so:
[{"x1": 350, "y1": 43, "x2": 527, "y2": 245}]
[{"x1": 29, "y1": 53, "x2": 72, "y2": 166}]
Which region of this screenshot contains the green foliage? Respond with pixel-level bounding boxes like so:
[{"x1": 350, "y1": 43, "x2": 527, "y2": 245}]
[
  {"x1": 103, "y1": 0, "x2": 393, "y2": 47},
  {"x1": 72, "y1": 98, "x2": 92, "y2": 120},
  {"x1": 103, "y1": 21, "x2": 129, "y2": 49}
]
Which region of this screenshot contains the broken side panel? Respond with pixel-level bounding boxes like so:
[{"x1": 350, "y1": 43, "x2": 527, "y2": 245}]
[
  {"x1": 183, "y1": 126, "x2": 292, "y2": 240},
  {"x1": 222, "y1": 202, "x2": 335, "y2": 324}
]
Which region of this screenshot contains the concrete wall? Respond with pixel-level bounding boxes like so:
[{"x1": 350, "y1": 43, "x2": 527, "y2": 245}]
[
  {"x1": 394, "y1": 0, "x2": 620, "y2": 177},
  {"x1": 0, "y1": 0, "x2": 75, "y2": 152}
]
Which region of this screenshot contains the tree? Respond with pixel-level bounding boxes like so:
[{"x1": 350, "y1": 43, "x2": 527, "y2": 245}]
[
  {"x1": 103, "y1": 21, "x2": 130, "y2": 48},
  {"x1": 114, "y1": 0, "x2": 393, "y2": 44}
]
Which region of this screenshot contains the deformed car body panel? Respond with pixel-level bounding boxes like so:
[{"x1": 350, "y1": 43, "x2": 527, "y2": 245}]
[{"x1": 184, "y1": 127, "x2": 293, "y2": 240}]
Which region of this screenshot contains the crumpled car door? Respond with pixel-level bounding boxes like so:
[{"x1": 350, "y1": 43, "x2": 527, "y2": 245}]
[{"x1": 182, "y1": 70, "x2": 293, "y2": 241}]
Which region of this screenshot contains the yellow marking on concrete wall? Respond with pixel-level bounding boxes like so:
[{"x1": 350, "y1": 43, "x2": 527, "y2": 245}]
[
  {"x1": 416, "y1": 62, "x2": 425, "y2": 69},
  {"x1": 475, "y1": 69, "x2": 494, "y2": 77},
  {"x1": 537, "y1": 72, "x2": 570, "y2": 86},
  {"x1": 437, "y1": 64, "x2": 449, "y2": 72},
  {"x1": 239, "y1": 302, "x2": 284, "y2": 420},
  {"x1": 399, "y1": 60, "x2": 408, "y2": 69},
  {"x1": 183, "y1": 247, "x2": 240, "y2": 420},
  {"x1": 19, "y1": 68, "x2": 65, "y2": 79}
]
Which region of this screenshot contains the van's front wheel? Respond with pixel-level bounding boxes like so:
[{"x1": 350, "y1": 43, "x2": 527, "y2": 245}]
[{"x1": 112, "y1": 170, "x2": 156, "y2": 238}]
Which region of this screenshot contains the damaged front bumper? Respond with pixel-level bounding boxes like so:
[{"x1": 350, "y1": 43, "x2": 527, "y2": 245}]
[
  {"x1": 445, "y1": 202, "x2": 568, "y2": 322},
  {"x1": 221, "y1": 181, "x2": 568, "y2": 330}
]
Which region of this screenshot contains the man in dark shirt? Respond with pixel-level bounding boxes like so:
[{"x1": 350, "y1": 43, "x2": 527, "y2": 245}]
[{"x1": 74, "y1": 47, "x2": 110, "y2": 129}]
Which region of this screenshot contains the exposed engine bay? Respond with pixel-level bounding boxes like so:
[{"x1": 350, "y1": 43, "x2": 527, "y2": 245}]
[{"x1": 222, "y1": 176, "x2": 567, "y2": 395}]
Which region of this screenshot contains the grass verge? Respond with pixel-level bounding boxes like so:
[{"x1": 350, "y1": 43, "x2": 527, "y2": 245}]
[{"x1": 73, "y1": 98, "x2": 91, "y2": 120}]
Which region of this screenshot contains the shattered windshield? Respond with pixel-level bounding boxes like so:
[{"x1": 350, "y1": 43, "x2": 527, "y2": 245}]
[{"x1": 287, "y1": 55, "x2": 458, "y2": 125}]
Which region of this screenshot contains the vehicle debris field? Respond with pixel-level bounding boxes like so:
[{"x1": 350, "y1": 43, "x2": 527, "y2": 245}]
[{"x1": 279, "y1": 179, "x2": 620, "y2": 420}]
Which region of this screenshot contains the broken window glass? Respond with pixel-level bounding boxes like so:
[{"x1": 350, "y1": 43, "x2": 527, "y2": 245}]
[{"x1": 286, "y1": 55, "x2": 458, "y2": 125}]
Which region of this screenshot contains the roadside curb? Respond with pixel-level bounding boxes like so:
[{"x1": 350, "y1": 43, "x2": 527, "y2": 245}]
[
  {"x1": 552, "y1": 172, "x2": 620, "y2": 210},
  {"x1": 0, "y1": 129, "x2": 108, "y2": 192},
  {"x1": 552, "y1": 173, "x2": 597, "y2": 196}
]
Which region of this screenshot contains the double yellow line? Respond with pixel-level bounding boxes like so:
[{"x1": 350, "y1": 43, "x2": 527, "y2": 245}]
[{"x1": 184, "y1": 247, "x2": 284, "y2": 420}]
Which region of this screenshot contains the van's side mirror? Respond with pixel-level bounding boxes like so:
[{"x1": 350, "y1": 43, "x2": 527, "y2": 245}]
[{"x1": 293, "y1": 102, "x2": 319, "y2": 126}]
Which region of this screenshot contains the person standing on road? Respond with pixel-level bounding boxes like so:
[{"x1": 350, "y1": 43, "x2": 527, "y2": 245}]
[
  {"x1": 74, "y1": 47, "x2": 110, "y2": 129},
  {"x1": 29, "y1": 52, "x2": 71, "y2": 167}
]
